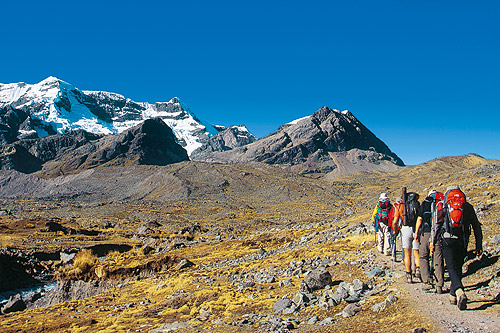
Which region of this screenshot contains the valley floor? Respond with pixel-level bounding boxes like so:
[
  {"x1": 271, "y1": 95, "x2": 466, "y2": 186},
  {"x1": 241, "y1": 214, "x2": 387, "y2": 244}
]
[{"x1": 0, "y1": 155, "x2": 500, "y2": 332}]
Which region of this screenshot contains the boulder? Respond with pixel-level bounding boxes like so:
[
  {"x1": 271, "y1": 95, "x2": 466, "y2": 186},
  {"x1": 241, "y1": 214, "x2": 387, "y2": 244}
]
[
  {"x1": 273, "y1": 298, "x2": 293, "y2": 313},
  {"x1": 490, "y1": 235, "x2": 500, "y2": 245},
  {"x1": 302, "y1": 267, "x2": 332, "y2": 291},
  {"x1": 342, "y1": 303, "x2": 361, "y2": 318},
  {"x1": 366, "y1": 267, "x2": 385, "y2": 278},
  {"x1": 1, "y1": 294, "x2": 26, "y2": 314},
  {"x1": 60, "y1": 252, "x2": 76, "y2": 265},
  {"x1": 332, "y1": 285, "x2": 349, "y2": 304},
  {"x1": 176, "y1": 259, "x2": 195, "y2": 270},
  {"x1": 136, "y1": 225, "x2": 153, "y2": 234},
  {"x1": 292, "y1": 292, "x2": 310, "y2": 307},
  {"x1": 319, "y1": 317, "x2": 335, "y2": 325},
  {"x1": 371, "y1": 293, "x2": 398, "y2": 313}
]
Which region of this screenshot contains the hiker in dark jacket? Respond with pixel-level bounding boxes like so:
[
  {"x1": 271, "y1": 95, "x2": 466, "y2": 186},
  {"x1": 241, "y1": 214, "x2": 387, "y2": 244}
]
[
  {"x1": 430, "y1": 186, "x2": 483, "y2": 310},
  {"x1": 415, "y1": 190, "x2": 444, "y2": 292}
]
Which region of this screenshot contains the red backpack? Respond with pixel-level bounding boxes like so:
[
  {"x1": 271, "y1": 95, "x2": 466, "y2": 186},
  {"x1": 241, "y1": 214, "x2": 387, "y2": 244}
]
[
  {"x1": 388, "y1": 201, "x2": 401, "y2": 232},
  {"x1": 445, "y1": 189, "x2": 466, "y2": 228}
]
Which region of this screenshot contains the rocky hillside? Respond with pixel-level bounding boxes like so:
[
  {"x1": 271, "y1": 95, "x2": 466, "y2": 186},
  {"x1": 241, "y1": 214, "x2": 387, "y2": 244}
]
[
  {"x1": 0, "y1": 118, "x2": 188, "y2": 175},
  {"x1": 197, "y1": 106, "x2": 404, "y2": 176}
]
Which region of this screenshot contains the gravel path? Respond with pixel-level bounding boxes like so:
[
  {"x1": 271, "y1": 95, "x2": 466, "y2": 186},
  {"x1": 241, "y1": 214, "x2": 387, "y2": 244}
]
[{"x1": 376, "y1": 252, "x2": 500, "y2": 332}]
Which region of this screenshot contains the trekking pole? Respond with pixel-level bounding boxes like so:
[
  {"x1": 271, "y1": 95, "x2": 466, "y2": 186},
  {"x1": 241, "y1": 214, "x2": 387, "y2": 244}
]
[{"x1": 390, "y1": 235, "x2": 394, "y2": 274}]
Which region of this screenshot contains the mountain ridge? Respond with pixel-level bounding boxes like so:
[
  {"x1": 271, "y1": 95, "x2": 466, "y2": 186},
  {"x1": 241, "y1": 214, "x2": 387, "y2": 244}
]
[
  {"x1": 1, "y1": 77, "x2": 404, "y2": 175},
  {"x1": 0, "y1": 77, "x2": 251, "y2": 156}
]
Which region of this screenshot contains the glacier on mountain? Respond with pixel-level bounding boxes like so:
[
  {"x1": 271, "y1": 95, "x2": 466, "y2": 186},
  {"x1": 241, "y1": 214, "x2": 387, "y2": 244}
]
[{"x1": 0, "y1": 77, "x2": 229, "y2": 155}]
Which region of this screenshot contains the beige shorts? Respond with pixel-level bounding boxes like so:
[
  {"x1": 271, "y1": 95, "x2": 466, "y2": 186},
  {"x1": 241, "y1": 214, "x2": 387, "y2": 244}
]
[{"x1": 401, "y1": 225, "x2": 419, "y2": 250}]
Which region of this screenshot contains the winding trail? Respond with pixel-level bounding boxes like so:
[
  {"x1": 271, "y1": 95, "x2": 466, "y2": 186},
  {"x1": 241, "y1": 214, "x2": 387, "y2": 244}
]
[{"x1": 376, "y1": 252, "x2": 500, "y2": 332}]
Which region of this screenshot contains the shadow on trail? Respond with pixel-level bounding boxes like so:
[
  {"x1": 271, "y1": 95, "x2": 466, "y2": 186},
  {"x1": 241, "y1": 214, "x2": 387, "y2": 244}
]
[
  {"x1": 331, "y1": 280, "x2": 343, "y2": 287},
  {"x1": 464, "y1": 295, "x2": 500, "y2": 311},
  {"x1": 463, "y1": 254, "x2": 499, "y2": 277}
]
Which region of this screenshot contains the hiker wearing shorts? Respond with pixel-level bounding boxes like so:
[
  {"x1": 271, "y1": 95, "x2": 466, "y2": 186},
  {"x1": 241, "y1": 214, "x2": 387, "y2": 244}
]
[{"x1": 392, "y1": 190, "x2": 421, "y2": 283}]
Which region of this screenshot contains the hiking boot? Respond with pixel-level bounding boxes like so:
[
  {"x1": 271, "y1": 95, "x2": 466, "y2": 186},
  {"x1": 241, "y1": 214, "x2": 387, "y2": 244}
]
[
  {"x1": 414, "y1": 267, "x2": 422, "y2": 282},
  {"x1": 436, "y1": 286, "x2": 443, "y2": 294},
  {"x1": 406, "y1": 272, "x2": 413, "y2": 284},
  {"x1": 456, "y1": 288, "x2": 468, "y2": 310},
  {"x1": 449, "y1": 295, "x2": 457, "y2": 305},
  {"x1": 422, "y1": 283, "x2": 434, "y2": 292}
]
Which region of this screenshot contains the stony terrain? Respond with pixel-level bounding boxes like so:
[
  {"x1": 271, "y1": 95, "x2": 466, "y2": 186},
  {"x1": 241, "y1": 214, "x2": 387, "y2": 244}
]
[{"x1": 0, "y1": 154, "x2": 499, "y2": 332}]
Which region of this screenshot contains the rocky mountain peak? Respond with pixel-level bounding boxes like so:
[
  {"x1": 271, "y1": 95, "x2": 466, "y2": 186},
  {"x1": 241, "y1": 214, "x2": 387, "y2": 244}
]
[
  {"x1": 197, "y1": 106, "x2": 404, "y2": 175},
  {"x1": 191, "y1": 125, "x2": 256, "y2": 161}
]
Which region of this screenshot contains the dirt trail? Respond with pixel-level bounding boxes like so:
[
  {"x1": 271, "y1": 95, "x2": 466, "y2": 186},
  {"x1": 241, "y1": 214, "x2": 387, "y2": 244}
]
[{"x1": 376, "y1": 253, "x2": 500, "y2": 332}]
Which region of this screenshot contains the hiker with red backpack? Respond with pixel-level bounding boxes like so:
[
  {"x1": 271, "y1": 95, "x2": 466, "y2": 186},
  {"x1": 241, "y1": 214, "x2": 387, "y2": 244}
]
[
  {"x1": 429, "y1": 186, "x2": 483, "y2": 310},
  {"x1": 392, "y1": 187, "x2": 421, "y2": 283},
  {"x1": 415, "y1": 190, "x2": 444, "y2": 292},
  {"x1": 371, "y1": 193, "x2": 392, "y2": 256}
]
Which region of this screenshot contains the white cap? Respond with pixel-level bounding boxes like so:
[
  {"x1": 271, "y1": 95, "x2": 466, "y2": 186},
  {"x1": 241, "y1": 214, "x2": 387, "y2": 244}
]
[
  {"x1": 428, "y1": 189, "x2": 437, "y2": 197},
  {"x1": 379, "y1": 192, "x2": 388, "y2": 201},
  {"x1": 446, "y1": 185, "x2": 460, "y2": 192}
]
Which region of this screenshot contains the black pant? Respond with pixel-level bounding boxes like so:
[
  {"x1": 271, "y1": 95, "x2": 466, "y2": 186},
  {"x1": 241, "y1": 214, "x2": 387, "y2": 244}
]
[{"x1": 441, "y1": 237, "x2": 466, "y2": 296}]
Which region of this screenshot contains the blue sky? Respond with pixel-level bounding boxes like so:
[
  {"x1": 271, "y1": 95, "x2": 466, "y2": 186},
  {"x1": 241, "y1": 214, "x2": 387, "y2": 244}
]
[{"x1": 1, "y1": 0, "x2": 499, "y2": 165}]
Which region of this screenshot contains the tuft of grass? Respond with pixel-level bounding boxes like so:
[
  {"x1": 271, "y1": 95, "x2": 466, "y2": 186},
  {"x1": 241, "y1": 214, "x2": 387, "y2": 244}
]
[{"x1": 61, "y1": 249, "x2": 99, "y2": 279}]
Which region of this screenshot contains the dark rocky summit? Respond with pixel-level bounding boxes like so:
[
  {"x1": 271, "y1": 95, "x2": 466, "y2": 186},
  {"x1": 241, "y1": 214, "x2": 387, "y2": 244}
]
[
  {"x1": 41, "y1": 118, "x2": 189, "y2": 175},
  {"x1": 196, "y1": 106, "x2": 404, "y2": 175},
  {"x1": 0, "y1": 118, "x2": 189, "y2": 174}
]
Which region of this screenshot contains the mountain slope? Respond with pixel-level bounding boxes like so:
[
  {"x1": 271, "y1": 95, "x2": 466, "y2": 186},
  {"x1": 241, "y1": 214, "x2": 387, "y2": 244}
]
[
  {"x1": 198, "y1": 106, "x2": 404, "y2": 175},
  {"x1": 0, "y1": 118, "x2": 188, "y2": 175},
  {"x1": 40, "y1": 118, "x2": 189, "y2": 175}
]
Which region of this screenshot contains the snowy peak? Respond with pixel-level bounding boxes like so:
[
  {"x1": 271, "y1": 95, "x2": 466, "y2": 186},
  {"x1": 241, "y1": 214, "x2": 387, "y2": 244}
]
[{"x1": 0, "y1": 78, "x2": 239, "y2": 156}]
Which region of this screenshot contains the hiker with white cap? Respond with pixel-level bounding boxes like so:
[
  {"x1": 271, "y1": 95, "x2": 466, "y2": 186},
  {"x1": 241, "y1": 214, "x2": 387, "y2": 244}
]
[
  {"x1": 371, "y1": 192, "x2": 392, "y2": 255},
  {"x1": 430, "y1": 185, "x2": 483, "y2": 310}
]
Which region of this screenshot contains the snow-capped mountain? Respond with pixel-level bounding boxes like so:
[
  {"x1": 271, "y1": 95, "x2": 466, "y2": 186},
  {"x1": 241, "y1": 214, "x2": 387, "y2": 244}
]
[{"x1": 0, "y1": 77, "x2": 230, "y2": 155}]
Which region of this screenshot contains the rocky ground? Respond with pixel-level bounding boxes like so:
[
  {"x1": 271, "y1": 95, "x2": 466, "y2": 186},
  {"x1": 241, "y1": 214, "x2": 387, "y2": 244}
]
[{"x1": 0, "y1": 154, "x2": 499, "y2": 332}]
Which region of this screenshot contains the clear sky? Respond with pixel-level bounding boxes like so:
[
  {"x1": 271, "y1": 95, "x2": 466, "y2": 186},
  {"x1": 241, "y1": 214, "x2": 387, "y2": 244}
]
[{"x1": 1, "y1": 1, "x2": 499, "y2": 165}]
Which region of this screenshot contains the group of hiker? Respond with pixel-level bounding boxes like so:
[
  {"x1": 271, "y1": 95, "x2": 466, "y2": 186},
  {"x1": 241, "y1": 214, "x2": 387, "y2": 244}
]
[{"x1": 371, "y1": 186, "x2": 483, "y2": 311}]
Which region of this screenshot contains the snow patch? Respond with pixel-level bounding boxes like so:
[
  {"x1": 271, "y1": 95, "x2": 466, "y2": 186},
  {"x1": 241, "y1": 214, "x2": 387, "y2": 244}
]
[{"x1": 287, "y1": 115, "x2": 311, "y2": 125}]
